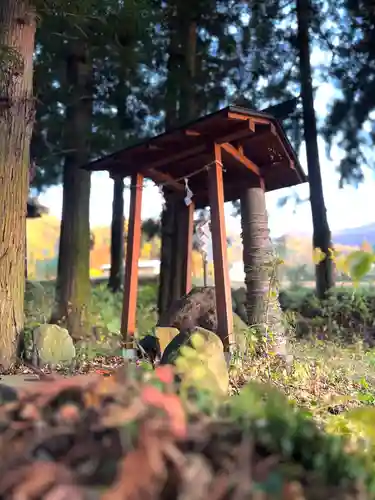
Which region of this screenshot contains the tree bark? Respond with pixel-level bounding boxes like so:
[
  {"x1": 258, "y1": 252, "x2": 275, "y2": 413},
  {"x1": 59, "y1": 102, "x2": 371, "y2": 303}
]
[
  {"x1": 0, "y1": 0, "x2": 35, "y2": 368},
  {"x1": 157, "y1": 8, "x2": 180, "y2": 316},
  {"x1": 240, "y1": 186, "x2": 287, "y2": 357},
  {"x1": 170, "y1": 19, "x2": 198, "y2": 302},
  {"x1": 297, "y1": 0, "x2": 334, "y2": 298},
  {"x1": 158, "y1": 15, "x2": 198, "y2": 315},
  {"x1": 52, "y1": 41, "x2": 92, "y2": 339},
  {"x1": 158, "y1": 191, "x2": 176, "y2": 315},
  {"x1": 108, "y1": 175, "x2": 124, "y2": 293},
  {"x1": 179, "y1": 20, "x2": 198, "y2": 124}
]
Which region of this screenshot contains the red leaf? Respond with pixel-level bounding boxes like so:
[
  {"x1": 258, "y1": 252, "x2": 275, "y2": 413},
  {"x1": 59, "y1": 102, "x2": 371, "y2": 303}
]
[
  {"x1": 141, "y1": 386, "x2": 186, "y2": 439},
  {"x1": 154, "y1": 365, "x2": 174, "y2": 385}
]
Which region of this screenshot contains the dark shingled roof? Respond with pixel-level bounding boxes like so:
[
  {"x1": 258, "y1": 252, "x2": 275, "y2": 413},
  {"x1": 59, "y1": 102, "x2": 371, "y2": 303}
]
[{"x1": 84, "y1": 105, "x2": 307, "y2": 209}]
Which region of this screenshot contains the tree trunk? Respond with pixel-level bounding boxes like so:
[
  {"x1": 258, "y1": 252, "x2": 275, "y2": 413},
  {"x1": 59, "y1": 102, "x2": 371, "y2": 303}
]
[
  {"x1": 158, "y1": 191, "x2": 176, "y2": 315},
  {"x1": 179, "y1": 20, "x2": 198, "y2": 124},
  {"x1": 52, "y1": 41, "x2": 92, "y2": 339},
  {"x1": 297, "y1": 0, "x2": 334, "y2": 298},
  {"x1": 0, "y1": 0, "x2": 35, "y2": 368},
  {"x1": 240, "y1": 186, "x2": 287, "y2": 357},
  {"x1": 157, "y1": 10, "x2": 180, "y2": 316},
  {"x1": 170, "y1": 19, "x2": 198, "y2": 301},
  {"x1": 159, "y1": 16, "x2": 198, "y2": 315},
  {"x1": 108, "y1": 175, "x2": 124, "y2": 293}
]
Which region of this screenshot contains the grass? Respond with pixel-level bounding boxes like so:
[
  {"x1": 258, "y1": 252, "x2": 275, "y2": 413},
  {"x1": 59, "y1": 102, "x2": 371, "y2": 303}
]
[{"x1": 22, "y1": 279, "x2": 375, "y2": 494}]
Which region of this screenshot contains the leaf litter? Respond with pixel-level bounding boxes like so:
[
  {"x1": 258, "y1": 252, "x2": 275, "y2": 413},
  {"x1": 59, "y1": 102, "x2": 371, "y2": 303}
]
[{"x1": 0, "y1": 363, "x2": 373, "y2": 499}]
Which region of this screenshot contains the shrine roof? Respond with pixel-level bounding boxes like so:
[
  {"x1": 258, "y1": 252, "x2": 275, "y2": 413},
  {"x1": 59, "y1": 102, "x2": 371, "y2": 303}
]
[{"x1": 84, "y1": 105, "x2": 307, "y2": 208}]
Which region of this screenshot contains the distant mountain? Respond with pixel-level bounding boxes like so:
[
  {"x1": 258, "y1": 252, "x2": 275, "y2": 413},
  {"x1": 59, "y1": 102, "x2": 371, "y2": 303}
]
[{"x1": 333, "y1": 223, "x2": 375, "y2": 247}]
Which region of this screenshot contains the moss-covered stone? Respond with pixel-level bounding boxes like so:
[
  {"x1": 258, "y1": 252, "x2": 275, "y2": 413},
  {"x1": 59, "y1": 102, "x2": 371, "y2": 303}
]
[
  {"x1": 160, "y1": 326, "x2": 229, "y2": 396},
  {"x1": 33, "y1": 324, "x2": 76, "y2": 365}
]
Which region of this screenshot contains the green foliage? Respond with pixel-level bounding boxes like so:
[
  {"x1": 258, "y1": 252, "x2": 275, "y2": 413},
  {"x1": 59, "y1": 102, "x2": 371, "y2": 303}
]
[
  {"x1": 228, "y1": 382, "x2": 375, "y2": 490},
  {"x1": 31, "y1": 0, "x2": 156, "y2": 191},
  {"x1": 172, "y1": 328, "x2": 229, "y2": 397},
  {"x1": 347, "y1": 251, "x2": 375, "y2": 286},
  {"x1": 22, "y1": 273, "x2": 375, "y2": 494},
  {"x1": 322, "y1": 0, "x2": 375, "y2": 185}
]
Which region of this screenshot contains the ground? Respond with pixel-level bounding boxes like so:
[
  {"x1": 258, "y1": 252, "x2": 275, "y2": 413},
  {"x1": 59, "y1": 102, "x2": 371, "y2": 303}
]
[
  {"x1": 2, "y1": 279, "x2": 375, "y2": 497},
  {"x1": 22, "y1": 279, "x2": 375, "y2": 425}
]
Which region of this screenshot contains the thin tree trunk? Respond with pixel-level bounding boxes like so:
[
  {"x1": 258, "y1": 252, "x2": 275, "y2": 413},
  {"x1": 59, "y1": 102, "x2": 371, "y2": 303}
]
[
  {"x1": 52, "y1": 41, "x2": 92, "y2": 339},
  {"x1": 0, "y1": 0, "x2": 35, "y2": 368},
  {"x1": 240, "y1": 186, "x2": 287, "y2": 357},
  {"x1": 297, "y1": 0, "x2": 334, "y2": 298},
  {"x1": 108, "y1": 175, "x2": 124, "y2": 293}
]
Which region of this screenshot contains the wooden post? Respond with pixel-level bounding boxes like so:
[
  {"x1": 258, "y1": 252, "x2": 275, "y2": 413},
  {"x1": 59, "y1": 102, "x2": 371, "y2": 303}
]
[
  {"x1": 170, "y1": 200, "x2": 184, "y2": 304},
  {"x1": 208, "y1": 144, "x2": 234, "y2": 353},
  {"x1": 170, "y1": 198, "x2": 194, "y2": 301},
  {"x1": 121, "y1": 173, "x2": 143, "y2": 350},
  {"x1": 181, "y1": 200, "x2": 194, "y2": 295},
  {"x1": 202, "y1": 253, "x2": 208, "y2": 286}
]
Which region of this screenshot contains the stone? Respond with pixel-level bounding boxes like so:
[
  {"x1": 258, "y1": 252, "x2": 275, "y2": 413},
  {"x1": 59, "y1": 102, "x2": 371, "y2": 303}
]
[
  {"x1": 158, "y1": 287, "x2": 250, "y2": 356},
  {"x1": 33, "y1": 324, "x2": 76, "y2": 365},
  {"x1": 160, "y1": 326, "x2": 229, "y2": 397},
  {"x1": 154, "y1": 326, "x2": 179, "y2": 352}
]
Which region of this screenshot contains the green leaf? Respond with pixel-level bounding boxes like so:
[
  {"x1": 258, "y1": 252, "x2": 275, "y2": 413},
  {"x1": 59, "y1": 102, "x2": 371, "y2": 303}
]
[
  {"x1": 190, "y1": 332, "x2": 205, "y2": 350},
  {"x1": 347, "y1": 251, "x2": 374, "y2": 284}
]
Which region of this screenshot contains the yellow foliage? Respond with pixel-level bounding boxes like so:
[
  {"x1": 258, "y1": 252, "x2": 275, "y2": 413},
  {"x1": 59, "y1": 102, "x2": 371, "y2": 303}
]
[
  {"x1": 90, "y1": 268, "x2": 103, "y2": 278},
  {"x1": 312, "y1": 247, "x2": 326, "y2": 265},
  {"x1": 191, "y1": 251, "x2": 203, "y2": 277},
  {"x1": 333, "y1": 254, "x2": 350, "y2": 276},
  {"x1": 141, "y1": 241, "x2": 152, "y2": 259},
  {"x1": 91, "y1": 226, "x2": 111, "y2": 247},
  {"x1": 26, "y1": 215, "x2": 61, "y2": 276}
]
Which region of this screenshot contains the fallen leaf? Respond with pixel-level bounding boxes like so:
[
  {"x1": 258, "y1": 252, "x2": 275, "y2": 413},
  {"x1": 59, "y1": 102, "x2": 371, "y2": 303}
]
[
  {"x1": 0, "y1": 462, "x2": 74, "y2": 498},
  {"x1": 141, "y1": 386, "x2": 186, "y2": 439},
  {"x1": 154, "y1": 365, "x2": 174, "y2": 386},
  {"x1": 102, "y1": 427, "x2": 166, "y2": 500},
  {"x1": 57, "y1": 404, "x2": 81, "y2": 424}
]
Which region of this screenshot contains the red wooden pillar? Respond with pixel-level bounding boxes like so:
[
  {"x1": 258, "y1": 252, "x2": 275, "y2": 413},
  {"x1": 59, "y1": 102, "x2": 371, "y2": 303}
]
[
  {"x1": 208, "y1": 144, "x2": 234, "y2": 354},
  {"x1": 121, "y1": 173, "x2": 143, "y2": 352}
]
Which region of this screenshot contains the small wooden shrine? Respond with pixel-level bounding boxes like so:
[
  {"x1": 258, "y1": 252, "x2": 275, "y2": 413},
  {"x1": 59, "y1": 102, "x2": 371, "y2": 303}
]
[{"x1": 84, "y1": 105, "x2": 306, "y2": 354}]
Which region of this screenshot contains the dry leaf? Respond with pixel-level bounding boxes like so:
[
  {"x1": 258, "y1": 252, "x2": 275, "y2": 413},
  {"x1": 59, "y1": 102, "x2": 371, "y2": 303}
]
[{"x1": 141, "y1": 386, "x2": 187, "y2": 439}]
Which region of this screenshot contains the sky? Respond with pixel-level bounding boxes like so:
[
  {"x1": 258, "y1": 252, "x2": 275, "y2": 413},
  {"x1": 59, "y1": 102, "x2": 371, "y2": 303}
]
[{"x1": 39, "y1": 81, "x2": 373, "y2": 239}]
